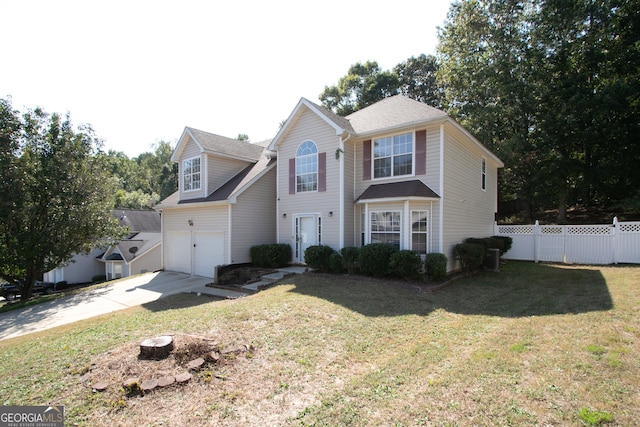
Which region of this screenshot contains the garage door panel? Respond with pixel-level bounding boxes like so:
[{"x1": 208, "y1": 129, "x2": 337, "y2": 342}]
[
  {"x1": 194, "y1": 232, "x2": 224, "y2": 278},
  {"x1": 166, "y1": 231, "x2": 191, "y2": 274}
]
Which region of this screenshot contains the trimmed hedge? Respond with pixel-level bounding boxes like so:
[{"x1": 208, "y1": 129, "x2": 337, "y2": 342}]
[
  {"x1": 359, "y1": 243, "x2": 398, "y2": 277},
  {"x1": 492, "y1": 235, "x2": 513, "y2": 255},
  {"x1": 91, "y1": 274, "x2": 106, "y2": 283},
  {"x1": 250, "y1": 243, "x2": 292, "y2": 268},
  {"x1": 329, "y1": 252, "x2": 344, "y2": 274},
  {"x1": 454, "y1": 242, "x2": 485, "y2": 272},
  {"x1": 340, "y1": 247, "x2": 360, "y2": 274},
  {"x1": 389, "y1": 250, "x2": 423, "y2": 281},
  {"x1": 304, "y1": 245, "x2": 336, "y2": 271},
  {"x1": 425, "y1": 253, "x2": 447, "y2": 282}
]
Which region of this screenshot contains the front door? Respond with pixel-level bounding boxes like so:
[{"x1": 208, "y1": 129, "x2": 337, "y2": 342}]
[{"x1": 295, "y1": 215, "x2": 318, "y2": 263}]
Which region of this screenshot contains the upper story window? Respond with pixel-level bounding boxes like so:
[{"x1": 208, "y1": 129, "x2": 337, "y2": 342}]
[
  {"x1": 183, "y1": 156, "x2": 201, "y2": 191},
  {"x1": 481, "y1": 158, "x2": 487, "y2": 191},
  {"x1": 296, "y1": 140, "x2": 318, "y2": 193},
  {"x1": 373, "y1": 132, "x2": 413, "y2": 179}
]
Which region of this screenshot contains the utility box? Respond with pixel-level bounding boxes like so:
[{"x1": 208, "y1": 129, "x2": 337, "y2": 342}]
[{"x1": 485, "y1": 248, "x2": 500, "y2": 272}]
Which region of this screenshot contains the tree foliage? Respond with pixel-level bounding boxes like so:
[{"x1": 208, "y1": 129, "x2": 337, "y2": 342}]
[
  {"x1": 319, "y1": 61, "x2": 400, "y2": 115},
  {"x1": 100, "y1": 141, "x2": 177, "y2": 209},
  {"x1": 320, "y1": 58, "x2": 446, "y2": 115},
  {"x1": 0, "y1": 98, "x2": 126, "y2": 299},
  {"x1": 394, "y1": 54, "x2": 444, "y2": 109},
  {"x1": 437, "y1": 0, "x2": 640, "y2": 221}
]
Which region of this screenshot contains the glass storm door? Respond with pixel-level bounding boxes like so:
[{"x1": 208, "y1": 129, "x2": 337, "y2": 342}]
[{"x1": 295, "y1": 215, "x2": 317, "y2": 263}]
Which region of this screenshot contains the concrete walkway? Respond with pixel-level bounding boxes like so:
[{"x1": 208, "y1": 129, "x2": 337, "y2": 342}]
[{"x1": 0, "y1": 267, "x2": 306, "y2": 341}]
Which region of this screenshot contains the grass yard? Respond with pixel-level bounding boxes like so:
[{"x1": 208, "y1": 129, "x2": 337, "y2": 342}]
[{"x1": 0, "y1": 261, "x2": 638, "y2": 426}]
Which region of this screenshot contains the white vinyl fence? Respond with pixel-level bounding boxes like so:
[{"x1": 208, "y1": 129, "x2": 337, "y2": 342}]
[{"x1": 494, "y1": 218, "x2": 640, "y2": 265}]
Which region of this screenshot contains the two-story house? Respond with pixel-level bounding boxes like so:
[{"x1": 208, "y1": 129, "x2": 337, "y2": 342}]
[
  {"x1": 268, "y1": 95, "x2": 503, "y2": 271},
  {"x1": 159, "y1": 95, "x2": 502, "y2": 277},
  {"x1": 155, "y1": 127, "x2": 276, "y2": 278}
]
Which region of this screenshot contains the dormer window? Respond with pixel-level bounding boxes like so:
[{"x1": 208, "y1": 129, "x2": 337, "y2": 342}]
[{"x1": 183, "y1": 157, "x2": 201, "y2": 191}]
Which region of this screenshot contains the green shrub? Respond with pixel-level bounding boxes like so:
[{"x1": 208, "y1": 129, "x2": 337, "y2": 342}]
[
  {"x1": 359, "y1": 243, "x2": 398, "y2": 277},
  {"x1": 454, "y1": 243, "x2": 485, "y2": 272},
  {"x1": 492, "y1": 235, "x2": 513, "y2": 255},
  {"x1": 55, "y1": 280, "x2": 69, "y2": 290},
  {"x1": 91, "y1": 274, "x2": 106, "y2": 283},
  {"x1": 304, "y1": 245, "x2": 335, "y2": 271},
  {"x1": 250, "y1": 243, "x2": 291, "y2": 268},
  {"x1": 340, "y1": 247, "x2": 360, "y2": 274},
  {"x1": 425, "y1": 253, "x2": 448, "y2": 282},
  {"x1": 329, "y1": 252, "x2": 344, "y2": 274},
  {"x1": 389, "y1": 250, "x2": 423, "y2": 281}
]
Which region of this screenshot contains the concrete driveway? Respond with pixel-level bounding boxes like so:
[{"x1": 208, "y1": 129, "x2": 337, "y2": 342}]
[{"x1": 0, "y1": 271, "x2": 214, "y2": 341}]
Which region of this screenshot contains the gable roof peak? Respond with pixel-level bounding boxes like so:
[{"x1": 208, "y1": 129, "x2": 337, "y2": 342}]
[
  {"x1": 346, "y1": 95, "x2": 448, "y2": 135},
  {"x1": 172, "y1": 127, "x2": 264, "y2": 162}
]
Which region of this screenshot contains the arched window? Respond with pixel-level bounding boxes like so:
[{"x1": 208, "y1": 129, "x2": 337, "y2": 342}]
[{"x1": 296, "y1": 140, "x2": 318, "y2": 192}]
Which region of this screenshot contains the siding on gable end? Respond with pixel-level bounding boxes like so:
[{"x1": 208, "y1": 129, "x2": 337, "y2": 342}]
[
  {"x1": 277, "y1": 108, "x2": 342, "y2": 251},
  {"x1": 441, "y1": 122, "x2": 498, "y2": 270}
]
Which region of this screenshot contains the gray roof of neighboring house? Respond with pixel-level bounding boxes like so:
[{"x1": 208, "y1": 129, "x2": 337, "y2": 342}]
[
  {"x1": 186, "y1": 127, "x2": 265, "y2": 161},
  {"x1": 356, "y1": 180, "x2": 440, "y2": 201},
  {"x1": 113, "y1": 209, "x2": 161, "y2": 233},
  {"x1": 346, "y1": 95, "x2": 448, "y2": 135}
]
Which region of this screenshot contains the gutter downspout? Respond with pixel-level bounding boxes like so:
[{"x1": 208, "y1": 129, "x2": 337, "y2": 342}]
[
  {"x1": 439, "y1": 124, "x2": 445, "y2": 253},
  {"x1": 339, "y1": 133, "x2": 351, "y2": 249}
]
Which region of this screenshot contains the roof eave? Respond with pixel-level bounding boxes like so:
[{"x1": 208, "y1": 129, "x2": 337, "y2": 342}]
[{"x1": 356, "y1": 196, "x2": 441, "y2": 204}]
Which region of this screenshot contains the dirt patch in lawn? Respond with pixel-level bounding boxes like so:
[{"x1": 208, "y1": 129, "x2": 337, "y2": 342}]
[{"x1": 216, "y1": 264, "x2": 276, "y2": 287}]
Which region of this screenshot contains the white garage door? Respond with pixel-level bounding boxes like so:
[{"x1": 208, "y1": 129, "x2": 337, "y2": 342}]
[
  {"x1": 194, "y1": 232, "x2": 224, "y2": 278},
  {"x1": 166, "y1": 231, "x2": 191, "y2": 274}
]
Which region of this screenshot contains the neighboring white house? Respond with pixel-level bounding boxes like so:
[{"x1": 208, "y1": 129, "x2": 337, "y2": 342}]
[
  {"x1": 154, "y1": 128, "x2": 276, "y2": 279},
  {"x1": 44, "y1": 209, "x2": 162, "y2": 283},
  {"x1": 157, "y1": 95, "x2": 503, "y2": 275}
]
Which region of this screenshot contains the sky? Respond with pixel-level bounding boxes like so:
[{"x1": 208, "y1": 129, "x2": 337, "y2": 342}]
[{"x1": 1, "y1": 0, "x2": 453, "y2": 158}]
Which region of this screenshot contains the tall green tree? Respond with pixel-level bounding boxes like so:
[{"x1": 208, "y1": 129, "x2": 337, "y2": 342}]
[
  {"x1": 320, "y1": 61, "x2": 400, "y2": 115},
  {"x1": 394, "y1": 54, "x2": 445, "y2": 108},
  {"x1": 0, "y1": 99, "x2": 125, "y2": 299},
  {"x1": 438, "y1": 0, "x2": 640, "y2": 222}
]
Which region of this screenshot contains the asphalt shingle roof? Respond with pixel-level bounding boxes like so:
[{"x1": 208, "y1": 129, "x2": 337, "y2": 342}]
[
  {"x1": 186, "y1": 127, "x2": 264, "y2": 161},
  {"x1": 346, "y1": 95, "x2": 448, "y2": 135},
  {"x1": 357, "y1": 180, "x2": 440, "y2": 201}
]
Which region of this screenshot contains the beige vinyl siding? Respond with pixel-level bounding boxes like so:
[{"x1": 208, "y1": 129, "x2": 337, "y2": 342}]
[
  {"x1": 179, "y1": 141, "x2": 206, "y2": 201},
  {"x1": 231, "y1": 167, "x2": 277, "y2": 263},
  {"x1": 354, "y1": 125, "x2": 442, "y2": 199},
  {"x1": 207, "y1": 156, "x2": 253, "y2": 195},
  {"x1": 129, "y1": 244, "x2": 161, "y2": 275},
  {"x1": 343, "y1": 138, "x2": 355, "y2": 247},
  {"x1": 277, "y1": 108, "x2": 342, "y2": 251},
  {"x1": 162, "y1": 204, "x2": 230, "y2": 268},
  {"x1": 441, "y1": 122, "x2": 498, "y2": 269}
]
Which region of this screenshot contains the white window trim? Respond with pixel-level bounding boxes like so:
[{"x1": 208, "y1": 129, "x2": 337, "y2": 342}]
[
  {"x1": 410, "y1": 210, "x2": 429, "y2": 254},
  {"x1": 372, "y1": 131, "x2": 415, "y2": 180},
  {"x1": 296, "y1": 140, "x2": 318, "y2": 193},
  {"x1": 182, "y1": 156, "x2": 202, "y2": 192},
  {"x1": 369, "y1": 210, "x2": 402, "y2": 248}
]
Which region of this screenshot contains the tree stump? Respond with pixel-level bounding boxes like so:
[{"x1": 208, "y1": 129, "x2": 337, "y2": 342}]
[{"x1": 139, "y1": 336, "x2": 174, "y2": 359}]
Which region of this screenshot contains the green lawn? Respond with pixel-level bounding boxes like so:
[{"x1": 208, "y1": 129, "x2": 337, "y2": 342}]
[{"x1": 0, "y1": 261, "x2": 637, "y2": 426}]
